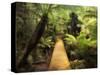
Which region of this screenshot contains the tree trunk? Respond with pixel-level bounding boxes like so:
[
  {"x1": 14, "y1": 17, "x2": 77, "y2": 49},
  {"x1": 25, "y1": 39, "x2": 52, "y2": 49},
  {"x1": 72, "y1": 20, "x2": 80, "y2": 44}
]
[{"x1": 18, "y1": 13, "x2": 48, "y2": 69}]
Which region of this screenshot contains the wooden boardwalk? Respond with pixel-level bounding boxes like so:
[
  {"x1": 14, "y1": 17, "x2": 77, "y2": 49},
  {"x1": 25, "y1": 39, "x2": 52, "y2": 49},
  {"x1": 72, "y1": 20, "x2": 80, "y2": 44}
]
[{"x1": 49, "y1": 38, "x2": 70, "y2": 70}]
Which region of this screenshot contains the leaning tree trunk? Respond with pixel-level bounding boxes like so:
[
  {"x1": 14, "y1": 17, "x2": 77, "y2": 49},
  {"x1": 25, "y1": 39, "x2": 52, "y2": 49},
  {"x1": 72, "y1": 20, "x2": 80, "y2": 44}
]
[{"x1": 18, "y1": 13, "x2": 48, "y2": 69}]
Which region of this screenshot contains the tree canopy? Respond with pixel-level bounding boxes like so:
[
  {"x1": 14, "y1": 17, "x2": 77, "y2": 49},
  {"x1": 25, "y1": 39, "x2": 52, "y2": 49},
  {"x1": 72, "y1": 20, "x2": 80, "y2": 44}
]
[{"x1": 16, "y1": 2, "x2": 97, "y2": 72}]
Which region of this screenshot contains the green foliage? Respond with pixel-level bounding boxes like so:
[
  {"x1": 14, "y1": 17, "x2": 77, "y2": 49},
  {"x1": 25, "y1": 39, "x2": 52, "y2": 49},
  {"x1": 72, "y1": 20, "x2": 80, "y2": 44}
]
[
  {"x1": 64, "y1": 32, "x2": 97, "y2": 68},
  {"x1": 38, "y1": 36, "x2": 54, "y2": 48},
  {"x1": 64, "y1": 34, "x2": 77, "y2": 45},
  {"x1": 16, "y1": 2, "x2": 97, "y2": 70}
]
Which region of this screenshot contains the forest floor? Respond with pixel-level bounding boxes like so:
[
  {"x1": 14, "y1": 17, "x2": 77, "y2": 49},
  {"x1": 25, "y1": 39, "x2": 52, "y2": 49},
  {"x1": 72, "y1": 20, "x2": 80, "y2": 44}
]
[{"x1": 32, "y1": 38, "x2": 71, "y2": 71}]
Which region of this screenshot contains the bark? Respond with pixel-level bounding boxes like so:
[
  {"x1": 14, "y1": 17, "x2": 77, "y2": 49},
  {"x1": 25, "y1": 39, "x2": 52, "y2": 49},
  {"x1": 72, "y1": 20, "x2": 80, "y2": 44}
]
[{"x1": 18, "y1": 13, "x2": 48, "y2": 68}]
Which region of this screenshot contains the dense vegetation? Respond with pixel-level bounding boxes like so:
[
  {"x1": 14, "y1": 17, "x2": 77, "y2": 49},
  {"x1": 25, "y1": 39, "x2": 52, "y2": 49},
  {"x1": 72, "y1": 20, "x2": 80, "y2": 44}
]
[{"x1": 16, "y1": 2, "x2": 97, "y2": 72}]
